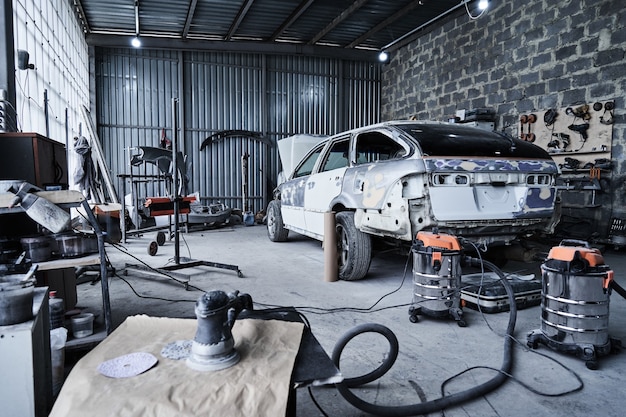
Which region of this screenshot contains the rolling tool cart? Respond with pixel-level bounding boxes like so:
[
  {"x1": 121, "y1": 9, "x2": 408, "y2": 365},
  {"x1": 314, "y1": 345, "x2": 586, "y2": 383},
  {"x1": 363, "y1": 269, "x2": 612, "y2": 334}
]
[{"x1": 409, "y1": 231, "x2": 465, "y2": 326}]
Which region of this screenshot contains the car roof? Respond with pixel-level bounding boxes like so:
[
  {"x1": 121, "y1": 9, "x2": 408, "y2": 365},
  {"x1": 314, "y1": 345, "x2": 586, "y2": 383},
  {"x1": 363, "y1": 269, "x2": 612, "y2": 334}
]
[{"x1": 326, "y1": 120, "x2": 551, "y2": 159}]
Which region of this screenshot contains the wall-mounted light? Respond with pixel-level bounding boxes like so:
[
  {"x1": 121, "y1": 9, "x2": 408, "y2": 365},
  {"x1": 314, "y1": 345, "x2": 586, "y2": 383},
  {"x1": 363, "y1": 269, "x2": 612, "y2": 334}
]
[
  {"x1": 131, "y1": 36, "x2": 141, "y2": 48},
  {"x1": 478, "y1": 0, "x2": 489, "y2": 10},
  {"x1": 378, "y1": 51, "x2": 389, "y2": 62},
  {"x1": 17, "y1": 50, "x2": 35, "y2": 70}
]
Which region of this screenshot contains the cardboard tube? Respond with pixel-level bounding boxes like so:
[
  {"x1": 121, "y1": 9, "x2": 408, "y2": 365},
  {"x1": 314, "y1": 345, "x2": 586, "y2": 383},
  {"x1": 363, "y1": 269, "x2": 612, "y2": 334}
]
[{"x1": 323, "y1": 211, "x2": 338, "y2": 282}]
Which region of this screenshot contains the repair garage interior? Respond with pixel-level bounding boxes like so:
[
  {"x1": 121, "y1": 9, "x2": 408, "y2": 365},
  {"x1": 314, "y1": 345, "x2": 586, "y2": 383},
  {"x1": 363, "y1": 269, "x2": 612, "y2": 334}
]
[{"x1": 1, "y1": 0, "x2": 626, "y2": 416}]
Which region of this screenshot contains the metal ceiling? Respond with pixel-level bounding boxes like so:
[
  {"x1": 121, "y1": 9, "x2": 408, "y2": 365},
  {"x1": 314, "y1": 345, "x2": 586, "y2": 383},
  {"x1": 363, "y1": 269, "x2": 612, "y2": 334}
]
[{"x1": 72, "y1": 0, "x2": 476, "y2": 60}]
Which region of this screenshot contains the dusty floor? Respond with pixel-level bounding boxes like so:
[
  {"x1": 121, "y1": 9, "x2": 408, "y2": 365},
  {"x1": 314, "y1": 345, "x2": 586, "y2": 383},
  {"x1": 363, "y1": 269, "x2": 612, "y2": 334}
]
[{"x1": 63, "y1": 223, "x2": 626, "y2": 416}]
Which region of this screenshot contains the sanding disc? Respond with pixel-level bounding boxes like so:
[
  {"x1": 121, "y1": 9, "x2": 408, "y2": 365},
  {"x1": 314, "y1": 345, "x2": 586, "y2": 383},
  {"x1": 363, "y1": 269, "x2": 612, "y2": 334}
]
[
  {"x1": 97, "y1": 352, "x2": 158, "y2": 378},
  {"x1": 161, "y1": 339, "x2": 192, "y2": 360}
]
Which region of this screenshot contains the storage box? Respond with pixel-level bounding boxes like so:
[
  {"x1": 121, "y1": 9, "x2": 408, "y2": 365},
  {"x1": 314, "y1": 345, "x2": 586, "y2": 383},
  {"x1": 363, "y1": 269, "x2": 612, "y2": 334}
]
[{"x1": 461, "y1": 272, "x2": 542, "y2": 314}]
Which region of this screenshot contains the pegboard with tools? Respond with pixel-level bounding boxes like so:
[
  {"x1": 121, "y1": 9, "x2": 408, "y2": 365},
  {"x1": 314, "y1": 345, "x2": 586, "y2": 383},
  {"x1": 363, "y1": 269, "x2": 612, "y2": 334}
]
[{"x1": 518, "y1": 101, "x2": 614, "y2": 170}]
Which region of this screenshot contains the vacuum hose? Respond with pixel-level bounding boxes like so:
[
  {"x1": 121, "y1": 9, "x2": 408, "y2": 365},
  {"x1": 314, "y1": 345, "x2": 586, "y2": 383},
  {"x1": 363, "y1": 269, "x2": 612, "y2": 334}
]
[
  {"x1": 332, "y1": 257, "x2": 517, "y2": 416},
  {"x1": 610, "y1": 280, "x2": 626, "y2": 300}
]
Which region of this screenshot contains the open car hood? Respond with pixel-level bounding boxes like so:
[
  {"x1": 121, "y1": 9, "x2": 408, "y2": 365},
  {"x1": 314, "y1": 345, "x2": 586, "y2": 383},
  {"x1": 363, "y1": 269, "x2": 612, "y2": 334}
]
[{"x1": 277, "y1": 134, "x2": 327, "y2": 181}]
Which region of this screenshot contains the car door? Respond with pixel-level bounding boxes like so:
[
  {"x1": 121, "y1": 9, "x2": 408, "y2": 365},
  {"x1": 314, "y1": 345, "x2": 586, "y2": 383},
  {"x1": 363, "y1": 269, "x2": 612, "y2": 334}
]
[
  {"x1": 303, "y1": 136, "x2": 351, "y2": 238},
  {"x1": 279, "y1": 143, "x2": 325, "y2": 233}
]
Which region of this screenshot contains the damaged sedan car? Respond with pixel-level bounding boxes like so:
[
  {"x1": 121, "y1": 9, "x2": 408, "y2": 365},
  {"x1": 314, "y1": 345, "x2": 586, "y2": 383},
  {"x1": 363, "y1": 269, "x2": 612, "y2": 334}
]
[{"x1": 266, "y1": 121, "x2": 560, "y2": 280}]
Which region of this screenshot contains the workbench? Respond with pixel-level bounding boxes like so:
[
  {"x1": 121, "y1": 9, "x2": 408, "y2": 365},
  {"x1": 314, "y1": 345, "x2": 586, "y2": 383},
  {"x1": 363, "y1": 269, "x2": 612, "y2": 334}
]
[{"x1": 50, "y1": 310, "x2": 341, "y2": 417}]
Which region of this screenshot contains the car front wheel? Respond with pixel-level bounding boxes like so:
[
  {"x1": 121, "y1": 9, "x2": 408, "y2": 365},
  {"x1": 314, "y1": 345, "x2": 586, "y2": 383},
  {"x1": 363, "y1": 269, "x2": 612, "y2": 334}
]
[
  {"x1": 335, "y1": 211, "x2": 372, "y2": 281},
  {"x1": 267, "y1": 200, "x2": 289, "y2": 242}
]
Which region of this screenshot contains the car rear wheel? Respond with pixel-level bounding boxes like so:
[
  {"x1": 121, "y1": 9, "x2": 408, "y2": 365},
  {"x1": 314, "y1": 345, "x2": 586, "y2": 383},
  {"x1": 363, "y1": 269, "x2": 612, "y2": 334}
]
[
  {"x1": 267, "y1": 200, "x2": 289, "y2": 242},
  {"x1": 336, "y1": 211, "x2": 372, "y2": 281}
]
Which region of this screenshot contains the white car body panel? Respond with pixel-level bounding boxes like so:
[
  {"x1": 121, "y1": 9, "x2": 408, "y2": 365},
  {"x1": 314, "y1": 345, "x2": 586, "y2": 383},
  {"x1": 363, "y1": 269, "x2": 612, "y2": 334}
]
[
  {"x1": 303, "y1": 167, "x2": 347, "y2": 238},
  {"x1": 273, "y1": 121, "x2": 560, "y2": 247}
]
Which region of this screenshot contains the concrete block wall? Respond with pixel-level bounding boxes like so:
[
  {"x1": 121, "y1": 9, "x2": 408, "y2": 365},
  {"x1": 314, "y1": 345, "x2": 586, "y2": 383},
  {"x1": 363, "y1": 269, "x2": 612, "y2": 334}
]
[{"x1": 381, "y1": 0, "x2": 626, "y2": 243}]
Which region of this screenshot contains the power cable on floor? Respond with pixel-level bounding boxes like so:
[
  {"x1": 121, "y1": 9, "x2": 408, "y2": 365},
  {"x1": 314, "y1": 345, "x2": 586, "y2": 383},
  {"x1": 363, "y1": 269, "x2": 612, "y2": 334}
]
[
  {"x1": 107, "y1": 241, "x2": 210, "y2": 298},
  {"x1": 93, "y1": 239, "x2": 583, "y2": 416},
  {"x1": 457, "y1": 240, "x2": 585, "y2": 396},
  {"x1": 255, "y1": 248, "x2": 414, "y2": 315}
]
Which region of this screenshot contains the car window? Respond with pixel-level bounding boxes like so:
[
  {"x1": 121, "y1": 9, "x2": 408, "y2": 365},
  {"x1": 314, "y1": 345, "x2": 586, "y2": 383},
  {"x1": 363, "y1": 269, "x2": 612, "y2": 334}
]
[
  {"x1": 355, "y1": 131, "x2": 407, "y2": 165},
  {"x1": 293, "y1": 144, "x2": 325, "y2": 178},
  {"x1": 320, "y1": 139, "x2": 350, "y2": 172}
]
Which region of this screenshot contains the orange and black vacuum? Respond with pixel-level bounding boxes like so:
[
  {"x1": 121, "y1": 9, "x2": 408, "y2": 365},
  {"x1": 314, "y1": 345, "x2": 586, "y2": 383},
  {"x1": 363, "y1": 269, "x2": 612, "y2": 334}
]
[
  {"x1": 527, "y1": 240, "x2": 623, "y2": 369},
  {"x1": 408, "y1": 231, "x2": 466, "y2": 327}
]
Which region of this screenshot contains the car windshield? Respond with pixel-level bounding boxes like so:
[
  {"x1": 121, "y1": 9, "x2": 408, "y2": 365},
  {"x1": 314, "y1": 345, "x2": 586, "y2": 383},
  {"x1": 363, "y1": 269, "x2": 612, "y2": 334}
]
[
  {"x1": 293, "y1": 144, "x2": 325, "y2": 178},
  {"x1": 395, "y1": 124, "x2": 550, "y2": 159}
]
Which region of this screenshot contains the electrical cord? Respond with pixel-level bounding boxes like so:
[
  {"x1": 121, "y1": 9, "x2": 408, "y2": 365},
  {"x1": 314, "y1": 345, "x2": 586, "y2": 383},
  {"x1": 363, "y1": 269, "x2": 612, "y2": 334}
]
[
  {"x1": 112, "y1": 236, "x2": 583, "y2": 414},
  {"x1": 321, "y1": 254, "x2": 585, "y2": 417},
  {"x1": 114, "y1": 272, "x2": 197, "y2": 303},
  {"x1": 256, "y1": 248, "x2": 413, "y2": 315},
  {"x1": 458, "y1": 240, "x2": 584, "y2": 395},
  {"x1": 329, "y1": 256, "x2": 517, "y2": 416},
  {"x1": 100, "y1": 232, "x2": 584, "y2": 416},
  {"x1": 107, "y1": 241, "x2": 208, "y2": 295},
  {"x1": 99, "y1": 237, "x2": 583, "y2": 415}
]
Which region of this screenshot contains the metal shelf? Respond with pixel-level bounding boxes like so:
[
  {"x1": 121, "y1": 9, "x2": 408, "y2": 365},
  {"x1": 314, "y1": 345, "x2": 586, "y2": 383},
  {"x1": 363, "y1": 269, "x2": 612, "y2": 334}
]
[{"x1": 0, "y1": 188, "x2": 112, "y2": 335}]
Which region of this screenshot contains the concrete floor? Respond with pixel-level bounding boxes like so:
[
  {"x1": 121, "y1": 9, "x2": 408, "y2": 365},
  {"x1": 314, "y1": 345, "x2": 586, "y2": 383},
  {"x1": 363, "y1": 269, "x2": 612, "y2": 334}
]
[{"x1": 67, "y1": 223, "x2": 626, "y2": 416}]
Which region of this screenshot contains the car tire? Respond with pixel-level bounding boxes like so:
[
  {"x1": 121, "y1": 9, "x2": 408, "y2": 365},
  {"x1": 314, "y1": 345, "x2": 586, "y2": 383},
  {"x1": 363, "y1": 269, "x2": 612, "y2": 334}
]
[
  {"x1": 336, "y1": 211, "x2": 372, "y2": 281},
  {"x1": 267, "y1": 200, "x2": 289, "y2": 242}
]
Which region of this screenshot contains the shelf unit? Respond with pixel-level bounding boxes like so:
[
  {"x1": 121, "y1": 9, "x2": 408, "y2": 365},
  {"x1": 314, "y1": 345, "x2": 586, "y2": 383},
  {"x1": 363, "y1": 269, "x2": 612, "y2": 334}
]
[{"x1": 0, "y1": 188, "x2": 112, "y2": 336}]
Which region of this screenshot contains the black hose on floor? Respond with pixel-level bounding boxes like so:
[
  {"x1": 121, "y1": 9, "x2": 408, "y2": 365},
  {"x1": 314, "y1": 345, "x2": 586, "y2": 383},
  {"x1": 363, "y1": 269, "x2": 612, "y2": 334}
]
[{"x1": 331, "y1": 257, "x2": 517, "y2": 416}]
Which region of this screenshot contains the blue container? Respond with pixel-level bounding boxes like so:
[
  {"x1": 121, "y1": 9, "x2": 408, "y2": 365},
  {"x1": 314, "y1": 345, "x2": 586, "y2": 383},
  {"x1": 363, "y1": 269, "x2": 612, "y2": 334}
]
[{"x1": 243, "y1": 212, "x2": 255, "y2": 226}]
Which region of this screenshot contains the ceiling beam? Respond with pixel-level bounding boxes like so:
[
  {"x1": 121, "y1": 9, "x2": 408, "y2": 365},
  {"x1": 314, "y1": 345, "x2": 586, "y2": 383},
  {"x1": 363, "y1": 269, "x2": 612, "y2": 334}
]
[
  {"x1": 182, "y1": 0, "x2": 199, "y2": 39},
  {"x1": 226, "y1": 0, "x2": 255, "y2": 41},
  {"x1": 269, "y1": 0, "x2": 314, "y2": 41},
  {"x1": 308, "y1": 0, "x2": 367, "y2": 45},
  {"x1": 86, "y1": 33, "x2": 379, "y2": 61},
  {"x1": 72, "y1": 0, "x2": 91, "y2": 33},
  {"x1": 346, "y1": 0, "x2": 424, "y2": 49}
]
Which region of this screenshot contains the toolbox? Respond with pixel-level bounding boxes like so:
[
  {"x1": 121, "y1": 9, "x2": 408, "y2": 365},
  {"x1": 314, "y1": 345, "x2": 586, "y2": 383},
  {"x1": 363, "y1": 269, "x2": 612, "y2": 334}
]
[{"x1": 460, "y1": 272, "x2": 542, "y2": 313}]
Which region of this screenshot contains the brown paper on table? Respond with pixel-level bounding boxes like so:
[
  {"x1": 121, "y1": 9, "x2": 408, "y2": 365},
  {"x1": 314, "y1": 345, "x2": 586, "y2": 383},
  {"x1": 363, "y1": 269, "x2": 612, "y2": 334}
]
[{"x1": 50, "y1": 315, "x2": 304, "y2": 417}]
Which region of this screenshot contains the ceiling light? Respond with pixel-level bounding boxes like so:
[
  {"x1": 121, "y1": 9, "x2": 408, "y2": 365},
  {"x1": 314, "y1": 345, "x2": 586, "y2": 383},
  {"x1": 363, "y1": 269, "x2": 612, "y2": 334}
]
[
  {"x1": 378, "y1": 51, "x2": 389, "y2": 62},
  {"x1": 478, "y1": 0, "x2": 489, "y2": 10},
  {"x1": 131, "y1": 36, "x2": 141, "y2": 48}
]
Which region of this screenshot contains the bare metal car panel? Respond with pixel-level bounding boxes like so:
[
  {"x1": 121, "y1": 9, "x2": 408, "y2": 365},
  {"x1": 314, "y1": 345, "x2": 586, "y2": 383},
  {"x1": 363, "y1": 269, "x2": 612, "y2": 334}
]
[
  {"x1": 339, "y1": 158, "x2": 427, "y2": 209},
  {"x1": 276, "y1": 121, "x2": 559, "y2": 244},
  {"x1": 425, "y1": 157, "x2": 558, "y2": 221}
]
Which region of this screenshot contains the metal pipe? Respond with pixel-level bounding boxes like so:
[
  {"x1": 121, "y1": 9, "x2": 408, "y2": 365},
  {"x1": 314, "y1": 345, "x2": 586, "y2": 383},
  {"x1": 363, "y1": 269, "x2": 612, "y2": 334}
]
[
  {"x1": 44, "y1": 89, "x2": 49, "y2": 138},
  {"x1": 172, "y1": 97, "x2": 180, "y2": 264}
]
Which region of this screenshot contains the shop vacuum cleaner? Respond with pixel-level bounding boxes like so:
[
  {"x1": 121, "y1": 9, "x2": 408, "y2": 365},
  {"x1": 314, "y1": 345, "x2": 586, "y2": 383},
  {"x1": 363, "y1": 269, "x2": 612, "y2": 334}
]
[
  {"x1": 408, "y1": 231, "x2": 466, "y2": 326},
  {"x1": 333, "y1": 233, "x2": 519, "y2": 416},
  {"x1": 527, "y1": 240, "x2": 624, "y2": 369}
]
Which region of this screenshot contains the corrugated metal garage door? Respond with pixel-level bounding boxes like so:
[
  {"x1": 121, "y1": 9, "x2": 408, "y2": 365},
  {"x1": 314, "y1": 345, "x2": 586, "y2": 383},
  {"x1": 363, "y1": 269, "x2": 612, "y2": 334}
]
[{"x1": 95, "y1": 48, "x2": 380, "y2": 213}]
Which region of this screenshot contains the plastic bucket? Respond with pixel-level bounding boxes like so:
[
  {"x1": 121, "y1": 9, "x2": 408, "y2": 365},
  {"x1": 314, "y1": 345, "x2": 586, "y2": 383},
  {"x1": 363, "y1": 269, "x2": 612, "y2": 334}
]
[{"x1": 70, "y1": 313, "x2": 94, "y2": 338}]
